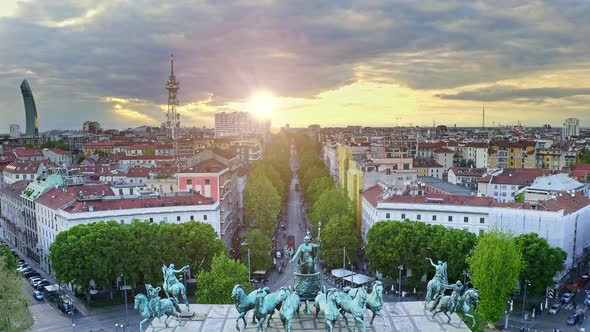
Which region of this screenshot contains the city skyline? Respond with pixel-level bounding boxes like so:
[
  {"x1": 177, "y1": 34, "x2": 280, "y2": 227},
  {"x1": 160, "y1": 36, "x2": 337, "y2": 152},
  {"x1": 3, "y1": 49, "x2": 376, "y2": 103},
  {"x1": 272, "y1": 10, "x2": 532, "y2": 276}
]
[{"x1": 1, "y1": 1, "x2": 590, "y2": 131}]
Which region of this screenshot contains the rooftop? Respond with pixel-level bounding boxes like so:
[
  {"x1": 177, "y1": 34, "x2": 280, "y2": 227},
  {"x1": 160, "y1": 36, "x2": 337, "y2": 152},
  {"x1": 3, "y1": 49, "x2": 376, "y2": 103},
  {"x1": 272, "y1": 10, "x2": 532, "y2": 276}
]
[
  {"x1": 528, "y1": 174, "x2": 584, "y2": 192},
  {"x1": 419, "y1": 176, "x2": 474, "y2": 196}
]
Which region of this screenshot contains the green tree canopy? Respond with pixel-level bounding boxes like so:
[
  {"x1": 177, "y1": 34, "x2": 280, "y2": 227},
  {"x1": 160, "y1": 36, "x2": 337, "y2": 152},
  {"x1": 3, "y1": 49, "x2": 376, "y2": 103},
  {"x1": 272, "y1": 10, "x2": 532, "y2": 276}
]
[
  {"x1": 301, "y1": 166, "x2": 330, "y2": 200},
  {"x1": 196, "y1": 253, "x2": 252, "y2": 304},
  {"x1": 252, "y1": 162, "x2": 285, "y2": 201},
  {"x1": 240, "y1": 229, "x2": 273, "y2": 272},
  {"x1": 514, "y1": 233, "x2": 566, "y2": 295},
  {"x1": 467, "y1": 230, "x2": 523, "y2": 324},
  {"x1": 244, "y1": 174, "x2": 280, "y2": 235},
  {"x1": 309, "y1": 188, "x2": 352, "y2": 230},
  {"x1": 0, "y1": 246, "x2": 18, "y2": 271},
  {"x1": 0, "y1": 257, "x2": 33, "y2": 331},
  {"x1": 321, "y1": 214, "x2": 360, "y2": 268}
]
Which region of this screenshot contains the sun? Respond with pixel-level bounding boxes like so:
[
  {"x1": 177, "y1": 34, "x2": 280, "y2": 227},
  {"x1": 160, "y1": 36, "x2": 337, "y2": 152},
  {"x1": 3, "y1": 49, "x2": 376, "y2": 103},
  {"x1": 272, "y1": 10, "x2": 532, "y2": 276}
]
[{"x1": 249, "y1": 91, "x2": 275, "y2": 118}]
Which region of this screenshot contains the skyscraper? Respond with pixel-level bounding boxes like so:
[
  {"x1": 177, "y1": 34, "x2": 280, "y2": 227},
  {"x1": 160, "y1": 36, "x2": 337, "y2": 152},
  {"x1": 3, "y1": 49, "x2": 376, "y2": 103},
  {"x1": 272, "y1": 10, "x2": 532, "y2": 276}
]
[
  {"x1": 20, "y1": 80, "x2": 39, "y2": 136},
  {"x1": 215, "y1": 112, "x2": 271, "y2": 142},
  {"x1": 562, "y1": 117, "x2": 580, "y2": 140}
]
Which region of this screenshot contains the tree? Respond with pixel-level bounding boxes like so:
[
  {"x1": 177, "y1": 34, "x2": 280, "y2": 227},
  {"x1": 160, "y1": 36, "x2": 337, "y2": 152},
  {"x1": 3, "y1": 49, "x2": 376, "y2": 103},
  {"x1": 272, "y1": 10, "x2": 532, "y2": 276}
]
[
  {"x1": 581, "y1": 150, "x2": 590, "y2": 164},
  {"x1": 301, "y1": 166, "x2": 330, "y2": 200},
  {"x1": 514, "y1": 233, "x2": 566, "y2": 296},
  {"x1": 308, "y1": 176, "x2": 334, "y2": 202},
  {"x1": 23, "y1": 143, "x2": 34, "y2": 149},
  {"x1": 196, "y1": 253, "x2": 252, "y2": 304},
  {"x1": 252, "y1": 162, "x2": 285, "y2": 201},
  {"x1": 76, "y1": 156, "x2": 86, "y2": 164},
  {"x1": 0, "y1": 246, "x2": 18, "y2": 271},
  {"x1": 240, "y1": 229, "x2": 273, "y2": 272},
  {"x1": 309, "y1": 188, "x2": 352, "y2": 230},
  {"x1": 467, "y1": 230, "x2": 523, "y2": 325},
  {"x1": 321, "y1": 214, "x2": 360, "y2": 268},
  {"x1": 0, "y1": 257, "x2": 33, "y2": 331},
  {"x1": 244, "y1": 175, "x2": 280, "y2": 234}
]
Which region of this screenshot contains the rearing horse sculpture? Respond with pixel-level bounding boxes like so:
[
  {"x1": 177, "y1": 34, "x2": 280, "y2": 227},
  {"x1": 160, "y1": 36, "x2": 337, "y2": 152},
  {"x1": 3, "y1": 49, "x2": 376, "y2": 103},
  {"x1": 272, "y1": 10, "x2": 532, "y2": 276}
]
[
  {"x1": 231, "y1": 284, "x2": 262, "y2": 331},
  {"x1": 366, "y1": 281, "x2": 387, "y2": 328},
  {"x1": 432, "y1": 288, "x2": 479, "y2": 327}
]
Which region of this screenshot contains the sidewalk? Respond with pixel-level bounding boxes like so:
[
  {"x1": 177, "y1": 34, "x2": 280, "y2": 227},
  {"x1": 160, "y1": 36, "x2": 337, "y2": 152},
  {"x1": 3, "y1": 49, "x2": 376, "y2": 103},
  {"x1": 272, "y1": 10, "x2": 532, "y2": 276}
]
[{"x1": 5, "y1": 237, "x2": 93, "y2": 316}]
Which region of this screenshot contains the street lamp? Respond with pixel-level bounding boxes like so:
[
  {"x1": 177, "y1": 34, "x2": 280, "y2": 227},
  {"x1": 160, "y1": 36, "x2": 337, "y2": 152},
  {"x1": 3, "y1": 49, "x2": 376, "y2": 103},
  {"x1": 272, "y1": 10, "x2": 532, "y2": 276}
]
[
  {"x1": 463, "y1": 270, "x2": 468, "y2": 284},
  {"x1": 398, "y1": 265, "x2": 404, "y2": 302},
  {"x1": 121, "y1": 274, "x2": 129, "y2": 327},
  {"x1": 522, "y1": 279, "x2": 531, "y2": 329}
]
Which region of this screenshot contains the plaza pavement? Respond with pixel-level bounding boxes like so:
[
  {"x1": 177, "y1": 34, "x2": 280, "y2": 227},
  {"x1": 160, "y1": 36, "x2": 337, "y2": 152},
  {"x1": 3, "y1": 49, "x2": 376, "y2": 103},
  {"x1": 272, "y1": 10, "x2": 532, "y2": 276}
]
[{"x1": 143, "y1": 301, "x2": 471, "y2": 332}]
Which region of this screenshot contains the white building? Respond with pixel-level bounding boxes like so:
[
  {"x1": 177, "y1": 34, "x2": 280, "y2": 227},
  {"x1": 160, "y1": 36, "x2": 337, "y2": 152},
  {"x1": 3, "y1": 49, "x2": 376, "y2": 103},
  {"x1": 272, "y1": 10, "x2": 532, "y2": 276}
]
[
  {"x1": 214, "y1": 112, "x2": 271, "y2": 142},
  {"x1": 562, "y1": 118, "x2": 580, "y2": 140},
  {"x1": 10, "y1": 124, "x2": 20, "y2": 139},
  {"x1": 35, "y1": 187, "x2": 220, "y2": 275},
  {"x1": 362, "y1": 184, "x2": 590, "y2": 278},
  {"x1": 42, "y1": 148, "x2": 72, "y2": 168},
  {"x1": 3, "y1": 161, "x2": 44, "y2": 185}
]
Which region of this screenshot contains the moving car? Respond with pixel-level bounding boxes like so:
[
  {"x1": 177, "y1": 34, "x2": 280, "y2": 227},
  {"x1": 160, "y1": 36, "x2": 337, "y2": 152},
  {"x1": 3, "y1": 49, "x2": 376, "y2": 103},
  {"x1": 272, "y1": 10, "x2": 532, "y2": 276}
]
[
  {"x1": 33, "y1": 290, "x2": 44, "y2": 301},
  {"x1": 567, "y1": 313, "x2": 581, "y2": 325},
  {"x1": 548, "y1": 303, "x2": 561, "y2": 314}
]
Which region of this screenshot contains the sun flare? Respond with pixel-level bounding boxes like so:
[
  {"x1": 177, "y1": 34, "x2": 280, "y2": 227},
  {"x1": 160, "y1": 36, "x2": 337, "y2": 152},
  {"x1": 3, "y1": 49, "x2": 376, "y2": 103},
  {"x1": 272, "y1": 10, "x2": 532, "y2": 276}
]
[{"x1": 249, "y1": 91, "x2": 275, "y2": 118}]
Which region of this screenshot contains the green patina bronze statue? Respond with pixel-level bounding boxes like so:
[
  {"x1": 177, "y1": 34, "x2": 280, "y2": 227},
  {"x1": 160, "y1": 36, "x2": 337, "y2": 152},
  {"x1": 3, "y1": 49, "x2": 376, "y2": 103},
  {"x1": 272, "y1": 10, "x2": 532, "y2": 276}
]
[
  {"x1": 291, "y1": 223, "x2": 322, "y2": 314},
  {"x1": 134, "y1": 283, "x2": 182, "y2": 332},
  {"x1": 424, "y1": 258, "x2": 448, "y2": 309},
  {"x1": 290, "y1": 235, "x2": 320, "y2": 274},
  {"x1": 162, "y1": 263, "x2": 190, "y2": 311}
]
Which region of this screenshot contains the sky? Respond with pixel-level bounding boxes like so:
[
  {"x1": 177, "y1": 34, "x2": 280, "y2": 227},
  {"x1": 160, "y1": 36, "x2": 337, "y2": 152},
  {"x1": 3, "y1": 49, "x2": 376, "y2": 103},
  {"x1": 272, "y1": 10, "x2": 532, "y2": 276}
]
[{"x1": 0, "y1": 0, "x2": 589, "y2": 132}]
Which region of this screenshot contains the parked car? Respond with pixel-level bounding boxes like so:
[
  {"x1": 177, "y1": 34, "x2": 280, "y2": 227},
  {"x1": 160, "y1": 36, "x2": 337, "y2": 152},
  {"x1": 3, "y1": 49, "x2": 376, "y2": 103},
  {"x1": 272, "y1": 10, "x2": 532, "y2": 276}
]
[
  {"x1": 567, "y1": 313, "x2": 581, "y2": 325},
  {"x1": 561, "y1": 292, "x2": 574, "y2": 304},
  {"x1": 29, "y1": 276, "x2": 42, "y2": 286},
  {"x1": 33, "y1": 290, "x2": 44, "y2": 301},
  {"x1": 585, "y1": 295, "x2": 590, "y2": 306},
  {"x1": 23, "y1": 271, "x2": 40, "y2": 279},
  {"x1": 17, "y1": 265, "x2": 30, "y2": 272},
  {"x1": 32, "y1": 278, "x2": 48, "y2": 287},
  {"x1": 35, "y1": 280, "x2": 50, "y2": 290}
]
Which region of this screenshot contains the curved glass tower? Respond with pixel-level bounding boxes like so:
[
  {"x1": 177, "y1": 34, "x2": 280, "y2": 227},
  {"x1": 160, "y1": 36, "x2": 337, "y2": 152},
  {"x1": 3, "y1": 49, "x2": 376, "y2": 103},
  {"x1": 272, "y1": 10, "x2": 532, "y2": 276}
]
[{"x1": 20, "y1": 80, "x2": 39, "y2": 136}]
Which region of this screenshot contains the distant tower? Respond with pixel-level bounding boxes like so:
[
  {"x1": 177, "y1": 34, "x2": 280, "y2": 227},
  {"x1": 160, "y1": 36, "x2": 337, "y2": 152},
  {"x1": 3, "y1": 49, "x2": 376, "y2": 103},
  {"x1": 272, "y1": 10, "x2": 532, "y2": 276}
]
[
  {"x1": 562, "y1": 118, "x2": 580, "y2": 140},
  {"x1": 20, "y1": 80, "x2": 39, "y2": 136},
  {"x1": 165, "y1": 54, "x2": 180, "y2": 155}
]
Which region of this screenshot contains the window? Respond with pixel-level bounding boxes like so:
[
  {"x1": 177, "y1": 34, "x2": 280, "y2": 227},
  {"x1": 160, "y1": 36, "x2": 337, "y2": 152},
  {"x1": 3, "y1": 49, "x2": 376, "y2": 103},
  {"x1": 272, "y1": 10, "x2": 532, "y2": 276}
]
[
  {"x1": 205, "y1": 179, "x2": 210, "y2": 185},
  {"x1": 417, "y1": 214, "x2": 421, "y2": 220},
  {"x1": 119, "y1": 189, "x2": 124, "y2": 195},
  {"x1": 187, "y1": 179, "x2": 192, "y2": 185},
  {"x1": 386, "y1": 213, "x2": 390, "y2": 219},
  {"x1": 432, "y1": 215, "x2": 437, "y2": 221},
  {"x1": 149, "y1": 218, "x2": 154, "y2": 223},
  {"x1": 401, "y1": 213, "x2": 406, "y2": 219},
  {"x1": 397, "y1": 176, "x2": 403, "y2": 181},
  {"x1": 463, "y1": 227, "x2": 469, "y2": 232},
  {"x1": 120, "y1": 220, "x2": 124, "y2": 225},
  {"x1": 203, "y1": 215, "x2": 207, "y2": 221},
  {"x1": 448, "y1": 216, "x2": 453, "y2": 222},
  {"x1": 406, "y1": 177, "x2": 412, "y2": 180},
  {"x1": 479, "y1": 229, "x2": 484, "y2": 236},
  {"x1": 494, "y1": 191, "x2": 498, "y2": 196},
  {"x1": 501, "y1": 192, "x2": 507, "y2": 197},
  {"x1": 177, "y1": 216, "x2": 181, "y2": 222},
  {"x1": 464, "y1": 217, "x2": 469, "y2": 223},
  {"x1": 190, "y1": 215, "x2": 194, "y2": 221},
  {"x1": 480, "y1": 218, "x2": 485, "y2": 224},
  {"x1": 403, "y1": 163, "x2": 410, "y2": 170}
]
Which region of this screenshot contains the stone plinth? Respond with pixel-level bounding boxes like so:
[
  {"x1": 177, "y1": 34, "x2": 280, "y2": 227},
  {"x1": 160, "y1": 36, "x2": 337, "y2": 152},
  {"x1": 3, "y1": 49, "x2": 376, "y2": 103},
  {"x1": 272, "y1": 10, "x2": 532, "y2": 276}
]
[{"x1": 143, "y1": 301, "x2": 471, "y2": 331}]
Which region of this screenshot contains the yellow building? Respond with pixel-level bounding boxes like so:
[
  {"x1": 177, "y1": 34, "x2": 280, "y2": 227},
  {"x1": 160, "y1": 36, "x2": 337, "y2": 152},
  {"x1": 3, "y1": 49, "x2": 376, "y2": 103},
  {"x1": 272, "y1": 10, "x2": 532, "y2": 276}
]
[
  {"x1": 535, "y1": 149, "x2": 565, "y2": 170},
  {"x1": 337, "y1": 145, "x2": 363, "y2": 235},
  {"x1": 488, "y1": 141, "x2": 536, "y2": 169}
]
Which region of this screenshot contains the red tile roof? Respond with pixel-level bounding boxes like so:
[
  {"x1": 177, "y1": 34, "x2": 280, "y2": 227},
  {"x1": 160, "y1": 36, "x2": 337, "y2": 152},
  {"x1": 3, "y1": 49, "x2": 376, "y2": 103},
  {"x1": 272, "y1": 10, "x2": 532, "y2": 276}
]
[
  {"x1": 0, "y1": 180, "x2": 30, "y2": 196},
  {"x1": 418, "y1": 142, "x2": 445, "y2": 148},
  {"x1": 479, "y1": 169, "x2": 551, "y2": 185},
  {"x1": 83, "y1": 141, "x2": 127, "y2": 147},
  {"x1": 119, "y1": 155, "x2": 174, "y2": 161},
  {"x1": 180, "y1": 158, "x2": 228, "y2": 173},
  {"x1": 63, "y1": 193, "x2": 214, "y2": 213},
  {"x1": 14, "y1": 149, "x2": 43, "y2": 157},
  {"x1": 4, "y1": 161, "x2": 42, "y2": 174},
  {"x1": 362, "y1": 185, "x2": 383, "y2": 208},
  {"x1": 434, "y1": 147, "x2": 455, "y2": 154},
  {"x1": 49, "y1": 148, "x2": 69, "y2": 155},
  {"x1": 127, "y1": 145, "x2": 157, "y2": 150},
  {"x1": 449, "y1": 167, "x2": 486, "y2": 177},
  {"x1": 464, "y1": 142, "x2": 488, "y2": 148},
  {"x1": 362, "y1": 185, "x2": 494, "y2": 207},
  {"x1": 127, "y1": 167, "x2": 151, "y2": 177},
  {"x1": 537, "y1": 193, "x2": 590, "y2": 214},
  {"x1": 36, "y1": 188, "x2": 76, "y2": 210}
]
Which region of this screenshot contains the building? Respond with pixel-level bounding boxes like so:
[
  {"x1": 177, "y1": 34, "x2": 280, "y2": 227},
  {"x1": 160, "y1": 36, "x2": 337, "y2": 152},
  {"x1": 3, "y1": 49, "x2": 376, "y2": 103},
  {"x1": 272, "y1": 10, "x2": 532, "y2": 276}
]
[
  {"x1": 35, "y1": 188, "x2": 219, "y2": 275},
  {"x1": 9, "y1": 124, "x2": 20, "y2": 139},
  {"x1": 477, "y1": 168, "x2": 550, "y2": 203},
  {"x1": 308, "y1": 124, "x2": 321, "y2": 143},
  {"x1": 62, "y1": 134, "x2": 97, "y2": 153},
  {"x1": 82, "y1": 121, "x2": 101, "y2": 134},
  {"x1": 488, "y1": 141, "x2": 537, "y2": 169},
  {"x1": 535, "y1": 148, "x2": 565, "y2": 171},
  {"x1": 447, "y1": 167, "x2": 488, "y2": 189},
  {"x1": 3, "y1": 161, "x2": 44, "y2": 185},
  {"x1": 0, "y1": 180, "x2": 30, "y2": 255},
  {"x1": 14, "y1": 149, "x2": 44, "y2": 161},
  {"x1": 20, "y1": 80, "x2": 39, "y2": 136},
  {"x1": 361, "y1": 184, "x2": 590, "y2": 277},
  {"x1": 562, "y1": 118, "x2": 580, "y2": 140},
  {"x1": 215, "y1": 112, "x2": 271, "y2": 142},
  {"x1": 419, "y1": 176, "x2": 474, "y2": 196},
  {"x1": 413, "y1": 158, "x2": 444, "y2": 179},
  {"x1": 82, "y1": 140, "x2": 128, "y2": 156},
  {"x1": 518, "y1": 174, "x2": 587, "y2": 203}
]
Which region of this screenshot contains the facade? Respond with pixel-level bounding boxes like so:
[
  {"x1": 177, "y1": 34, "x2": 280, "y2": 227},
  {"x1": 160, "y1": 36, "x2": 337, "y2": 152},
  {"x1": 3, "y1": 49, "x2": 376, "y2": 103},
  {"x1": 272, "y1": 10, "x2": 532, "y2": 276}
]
[
  {"x1": 82, "y1": 141, "x2": 128, "y2": 156},
  {"x1": 20, "y1": 80, "x2": 39, "y2": 136},
  {"x1": 14, "y1": 149, "x2": 44, "y2": 161},
  {"x1": 488, "y1": 141, "x2": 536, "y2": 169},
  {"x1": 447, "y1": 167, "x2": 487, "y2": 189},
  {"x1": 308, "y1": 124, "x2": 321, "y2": 143},
  {"x1": 362, "y1": 184, "x2": 590, "y2": 276},
  {"x1": 478, "y1": 168, "x2": 550, "y2": 203},
  {"x1": 0, "y1": 180, "x2": 30, "y2": 256},
  {"x1": 215, "y1": 112, "x2": 271, "y2": 142},
  {"x1": 562, "y1": 118, "x2": 580, "y2": 140},
  {"x1": 177, "y1": 157, "x2": 239, "y2": 245},
  {"x1": 42, "y1": 148, "x2": 72, "y2": 168},
  {"x1": 82, "y1": 121, "x2": 101, "y2": 134},
  {"x1": 520, "y1": 174, "x2": 586, "y2": 203},
  {"x1": 3, "y1": 161, "x2": 44, "y2": 185},
  {"x1": 454, "y1": 142, "x2": 489, "y2": 168},
  {"x1": 413, "y1": 158, "x2": 444, "y2": 179}
]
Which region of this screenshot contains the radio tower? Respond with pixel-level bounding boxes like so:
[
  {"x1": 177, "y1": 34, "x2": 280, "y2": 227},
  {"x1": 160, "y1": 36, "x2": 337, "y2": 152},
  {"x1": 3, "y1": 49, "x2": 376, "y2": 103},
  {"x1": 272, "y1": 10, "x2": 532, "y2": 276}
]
[{"x1": 165, "y1": 54, "x2": 180, "y2": 157}]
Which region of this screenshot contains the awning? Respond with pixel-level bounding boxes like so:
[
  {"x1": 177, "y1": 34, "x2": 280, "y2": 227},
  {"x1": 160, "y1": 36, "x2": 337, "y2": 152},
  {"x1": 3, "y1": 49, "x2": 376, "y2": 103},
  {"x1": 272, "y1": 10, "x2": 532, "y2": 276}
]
[
  {"x1": 342, "y1": 273, "x2": 374, "y2": 286},
  {"x1": 44, "y1": 284, "x2": 59, "y2": 292},
  {"x1": 331, "y1": 269, "x2": 354, "y2": 279}
]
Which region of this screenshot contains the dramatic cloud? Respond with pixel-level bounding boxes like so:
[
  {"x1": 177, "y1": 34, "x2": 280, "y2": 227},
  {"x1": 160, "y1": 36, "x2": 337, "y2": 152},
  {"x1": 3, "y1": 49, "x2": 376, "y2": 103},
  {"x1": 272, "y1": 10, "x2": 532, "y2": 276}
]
[
  {"x1": 0, "y1": 0, "x2": 589, "y2": 131},
  {"x1": 436, "y1": 85, "x2": 590, "y2": 102}
]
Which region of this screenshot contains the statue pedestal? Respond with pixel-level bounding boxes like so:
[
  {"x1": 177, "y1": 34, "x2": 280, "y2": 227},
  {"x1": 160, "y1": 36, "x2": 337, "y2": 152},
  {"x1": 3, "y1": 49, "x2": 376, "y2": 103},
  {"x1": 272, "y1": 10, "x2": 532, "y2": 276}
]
[
  {"x1": 293, "y1": 272, "x2": 321, "y2": 301},
  {"x1": 179, "y1": 311, "x2": 195, "y2": 318}
]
